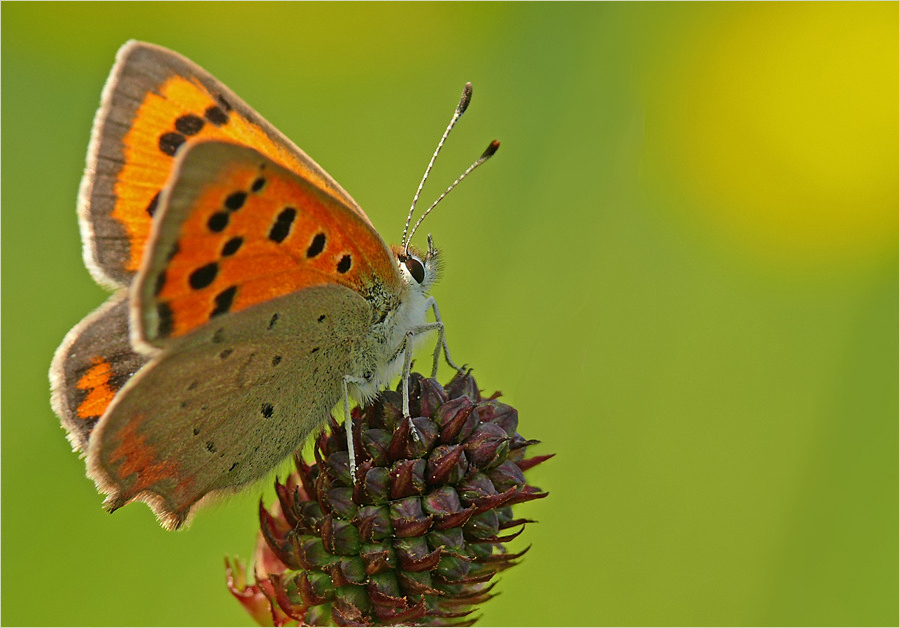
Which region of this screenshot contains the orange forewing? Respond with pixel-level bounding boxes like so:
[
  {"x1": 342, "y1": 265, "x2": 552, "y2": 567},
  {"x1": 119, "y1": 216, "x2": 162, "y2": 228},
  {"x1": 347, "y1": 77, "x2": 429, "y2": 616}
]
[
  {"x1": 145, "y1": 142, "x2": 400, "y2": 341},
  {"x1": 117, "y1": 75, "x2": 345, "y2": 272},
  {"x1": 86, "y1": 41, "x2": 367, "y2": 287}
]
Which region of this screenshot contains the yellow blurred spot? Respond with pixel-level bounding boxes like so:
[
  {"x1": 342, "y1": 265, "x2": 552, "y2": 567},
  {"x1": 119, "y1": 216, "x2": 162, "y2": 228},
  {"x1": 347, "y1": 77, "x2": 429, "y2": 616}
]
[{"x1": 649, "y1": 4, "x2": 898, "y2": 270}]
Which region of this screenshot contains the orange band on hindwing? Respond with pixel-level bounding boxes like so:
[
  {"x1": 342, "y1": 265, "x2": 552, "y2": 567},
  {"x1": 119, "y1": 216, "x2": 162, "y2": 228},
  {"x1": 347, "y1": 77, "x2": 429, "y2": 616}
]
[
  {"x1": 76, "y1": 356, "x2": 118, "y2": 421},
  {"x1": 51, "y1": 293, "x2": 150, "y2": 453},
  {"x1": 105, "y1": 416, "x2": 186, "y2": 510}
]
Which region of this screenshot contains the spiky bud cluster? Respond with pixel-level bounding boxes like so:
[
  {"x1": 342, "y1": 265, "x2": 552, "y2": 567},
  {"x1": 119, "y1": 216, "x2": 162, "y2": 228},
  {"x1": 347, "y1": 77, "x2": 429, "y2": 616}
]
[{"x1": 227, "y1": 371, "x2": 550, "y2": 626}]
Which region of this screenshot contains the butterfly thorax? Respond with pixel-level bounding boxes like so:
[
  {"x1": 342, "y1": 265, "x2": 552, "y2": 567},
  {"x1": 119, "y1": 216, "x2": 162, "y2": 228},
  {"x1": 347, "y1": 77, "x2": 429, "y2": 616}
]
[{"x1": 348, "y1": 247, "x2": 439, "y2": 403}]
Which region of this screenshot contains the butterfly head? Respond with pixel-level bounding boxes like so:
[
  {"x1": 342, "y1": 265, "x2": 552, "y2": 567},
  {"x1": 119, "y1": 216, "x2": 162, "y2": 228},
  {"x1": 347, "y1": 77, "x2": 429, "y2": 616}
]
[{"x1": 394, "y1": 234, "x2": 441, "y2": 294}]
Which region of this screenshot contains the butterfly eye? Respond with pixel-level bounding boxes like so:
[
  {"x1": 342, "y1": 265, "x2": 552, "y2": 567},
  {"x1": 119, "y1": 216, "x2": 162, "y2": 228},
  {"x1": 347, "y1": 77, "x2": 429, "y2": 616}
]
[{"x1": 404, "y1": 256, "x2": 426, "y2": 284}]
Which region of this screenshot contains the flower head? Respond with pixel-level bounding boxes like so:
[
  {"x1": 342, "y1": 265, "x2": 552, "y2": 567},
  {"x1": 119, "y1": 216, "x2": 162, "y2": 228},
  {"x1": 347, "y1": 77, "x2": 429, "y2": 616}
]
[{"x1": 227, "y1": 371, "x2": 550, "y2": 626}]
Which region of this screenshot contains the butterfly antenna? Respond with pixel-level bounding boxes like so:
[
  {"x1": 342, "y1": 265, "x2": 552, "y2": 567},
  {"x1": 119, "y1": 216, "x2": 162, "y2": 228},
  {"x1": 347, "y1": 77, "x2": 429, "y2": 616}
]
[
  {"x1": 401, "y1": 82, "x2": 473, "y2": 254},
  {"x1": 405, "y1": 140, "x2": 500, "y2": 249}
]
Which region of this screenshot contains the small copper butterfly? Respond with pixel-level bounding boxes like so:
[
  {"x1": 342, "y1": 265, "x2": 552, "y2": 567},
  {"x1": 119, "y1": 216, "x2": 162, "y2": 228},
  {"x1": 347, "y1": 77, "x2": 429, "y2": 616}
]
[{"x1": 50, "y1": 41, "x2": 498, "y2": 530}]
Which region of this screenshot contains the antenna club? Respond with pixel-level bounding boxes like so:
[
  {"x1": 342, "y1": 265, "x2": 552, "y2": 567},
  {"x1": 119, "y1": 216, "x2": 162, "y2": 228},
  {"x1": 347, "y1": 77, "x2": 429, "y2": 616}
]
[
  {"x1": 458, "y1": 83, "x2": 473, "y2": 115},
  {"x1": 482, "y1": 139, "x2": 500, "y2": 159}
]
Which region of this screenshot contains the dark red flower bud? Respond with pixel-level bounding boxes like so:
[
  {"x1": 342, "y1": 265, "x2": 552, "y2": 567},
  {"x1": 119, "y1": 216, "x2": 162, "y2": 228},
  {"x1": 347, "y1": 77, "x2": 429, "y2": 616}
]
[
  {"x1": 321, "y1": 515, "x2": 362, "y2": 556},
  {"x1": 332, "y1": 584, "x2": 372, "y2": 620},
  {"x1": 359, "y1": 541, "x2": 396, "y2": 575},
  {"x1": 356, "y1": 505, "x2": 393, "y2": 542},
  {"x1": 426, "y1": 527, "x2": 468, "y2": 556},
  {"x1": 457, "y1": 471, "x2": 498, "y2": 504},
  {"x1": 420, "y1": 377, "x2": 450, "y2": 418},
  {"x1": 487, "y1": 459, "x2": 527, "y2": 493},
  {"x1": 465, "y1": 509, "x2": 500, "y2": 540},
  {"x1": 374, "y1": 390, "x2": 404, "y2": 432},
  {"x1": 407, "y1": 417, "x2": 439, "y2": 459},
  {"x1": 464, "y1": 423, "x2": 510, "y2": 469},
  {"x1": 405, "y1": 374, "x2": 449, "y2": 418},
  {"x1": 427, "y1": 444, "x2": 468, "y2": 485},
  {"x1": 422, "y1": 486, "x2": 461, "y2": 517},
  {"x1": 389, "y1": 458, "x2": 426, "y2": 499},
  {"x1": 338, "y1": 556, "x2": 368, "y2": 585},
  {"x1": 476, "y1": 399, "x2": 518, "y2": 436},
  {"x1": 366, "y1": 570, "x2": 403, "y2": 600},
  {"x1": 364, "y1": 466, "x2": 390, "y2": 504},
  {"x1": 299, "y1": 536, "x2": 334, "y2": 569},
  {"x1": 361, "y1": 428, "x2": 392, "y2": 467},
  {"x1": 394, "y1": 536, "x2": 442, "y2": 572},
  {"x1": 326, "y1": 487, "x2": 358, "y2": 520},
  {"x1": 390, "y1": 496, "x2": 433, "y2": 538},
  {"x1": 325, "y1": 451, "x2": 352, "y2": 486},
  {"x1": 435, "y1": 553, "x2": 472, "y2": 583},
  {"x1": 434, "y1": 396, "x2": 479, "y2": 445},
  {"x1": 424, "y1": 485, "x2": 476, "y2": 530},
  {"x1": 445, "y1": 370, "x2": 480, "y2": 401},
  {"x1": 298, "y1": 571, "x2": 335, "y2": 607}
]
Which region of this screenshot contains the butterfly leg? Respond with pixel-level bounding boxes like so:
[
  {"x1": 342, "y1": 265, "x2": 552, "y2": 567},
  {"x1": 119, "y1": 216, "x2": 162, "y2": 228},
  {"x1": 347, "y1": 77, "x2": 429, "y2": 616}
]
[
  {"x1": 399, "y1": 322, "x2": 449, "y2": 445},
  {"x1": 342, "y1": 374, "x2": 368, "y2": 483},
  {"x1": 423, "y1": 296, "x2": 465, "y2": 375}
]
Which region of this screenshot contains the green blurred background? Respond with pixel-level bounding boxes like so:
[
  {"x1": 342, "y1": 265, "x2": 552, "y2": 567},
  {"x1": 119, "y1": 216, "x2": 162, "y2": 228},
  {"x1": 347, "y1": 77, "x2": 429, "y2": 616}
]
[{"x1": 2, "y1": 2, "x2": 897, "y2": 626}]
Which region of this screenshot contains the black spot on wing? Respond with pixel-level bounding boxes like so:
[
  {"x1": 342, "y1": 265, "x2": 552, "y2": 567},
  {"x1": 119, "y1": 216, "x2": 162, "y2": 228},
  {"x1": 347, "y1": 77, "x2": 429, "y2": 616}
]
[
  {"x1": 208, "y1": 212, "x2": 229, "y2": 232},
  {"x1": 204, "y1": 105, "x2": 228, "y2": 126},
  {"x1": 268, "y1": 208, "x2": 296, "y2": 243},
  {"x1": 146, "y1": 191, "x2": 160, "y2": 217},
  {"x1": 221, "y1": 236, "x2": 243, "y2": 256},
  {"x1": 154, "y1": 271, "x2": 166, "y2": 296},
  {"x1": 224, "y1": 191, "x2": 247, "y2": 211},
  {"x1": 175, "y1": 114, "x2": 204, "y2": 136},
  {"x1": 307, "y1": 232, "x2": 326, "y2": 258},
  {"x1": 158, "y1": 132, "x2": 185, "y2": 157},
  {"x1": 189, "y1": 263, "x2": 218, "y2": 289},
  {"x1": 211, "y1": 286, "x2": 237, "y2": 318},
  {"x1": 157, "y1": 302, "x2": 174, "y2": 337}
]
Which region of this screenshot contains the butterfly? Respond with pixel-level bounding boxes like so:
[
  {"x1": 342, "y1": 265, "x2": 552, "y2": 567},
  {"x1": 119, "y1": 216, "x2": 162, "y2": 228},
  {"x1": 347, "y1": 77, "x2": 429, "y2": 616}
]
[{"x1": 49, "y1": 41, "x2": 498, "y2": 530}]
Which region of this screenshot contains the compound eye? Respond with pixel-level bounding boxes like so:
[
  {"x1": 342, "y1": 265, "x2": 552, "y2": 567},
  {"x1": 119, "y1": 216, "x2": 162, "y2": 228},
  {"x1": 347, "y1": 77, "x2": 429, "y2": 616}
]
[{"x1": 404, "y1": 256, "x2": 426, "y2": 284}]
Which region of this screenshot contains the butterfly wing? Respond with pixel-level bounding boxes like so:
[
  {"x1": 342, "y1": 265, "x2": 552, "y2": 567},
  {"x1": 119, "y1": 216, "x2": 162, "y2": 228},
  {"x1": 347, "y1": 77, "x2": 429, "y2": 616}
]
[
  {"x1": 50, "y1": 293, "x2": 149, "y2": 453},
  {"x1": 81, "y1": 40, "x2": 369, "y2": 290},
  {"x1": 88, "y1": 284, "x2": 371, "y2": 530},
  {"x1": 132, "y1": 140, "x2": 402, "y2": 349},
  {"x1": 85, "y1": 139, "x2": 404, "y2": 529}
]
